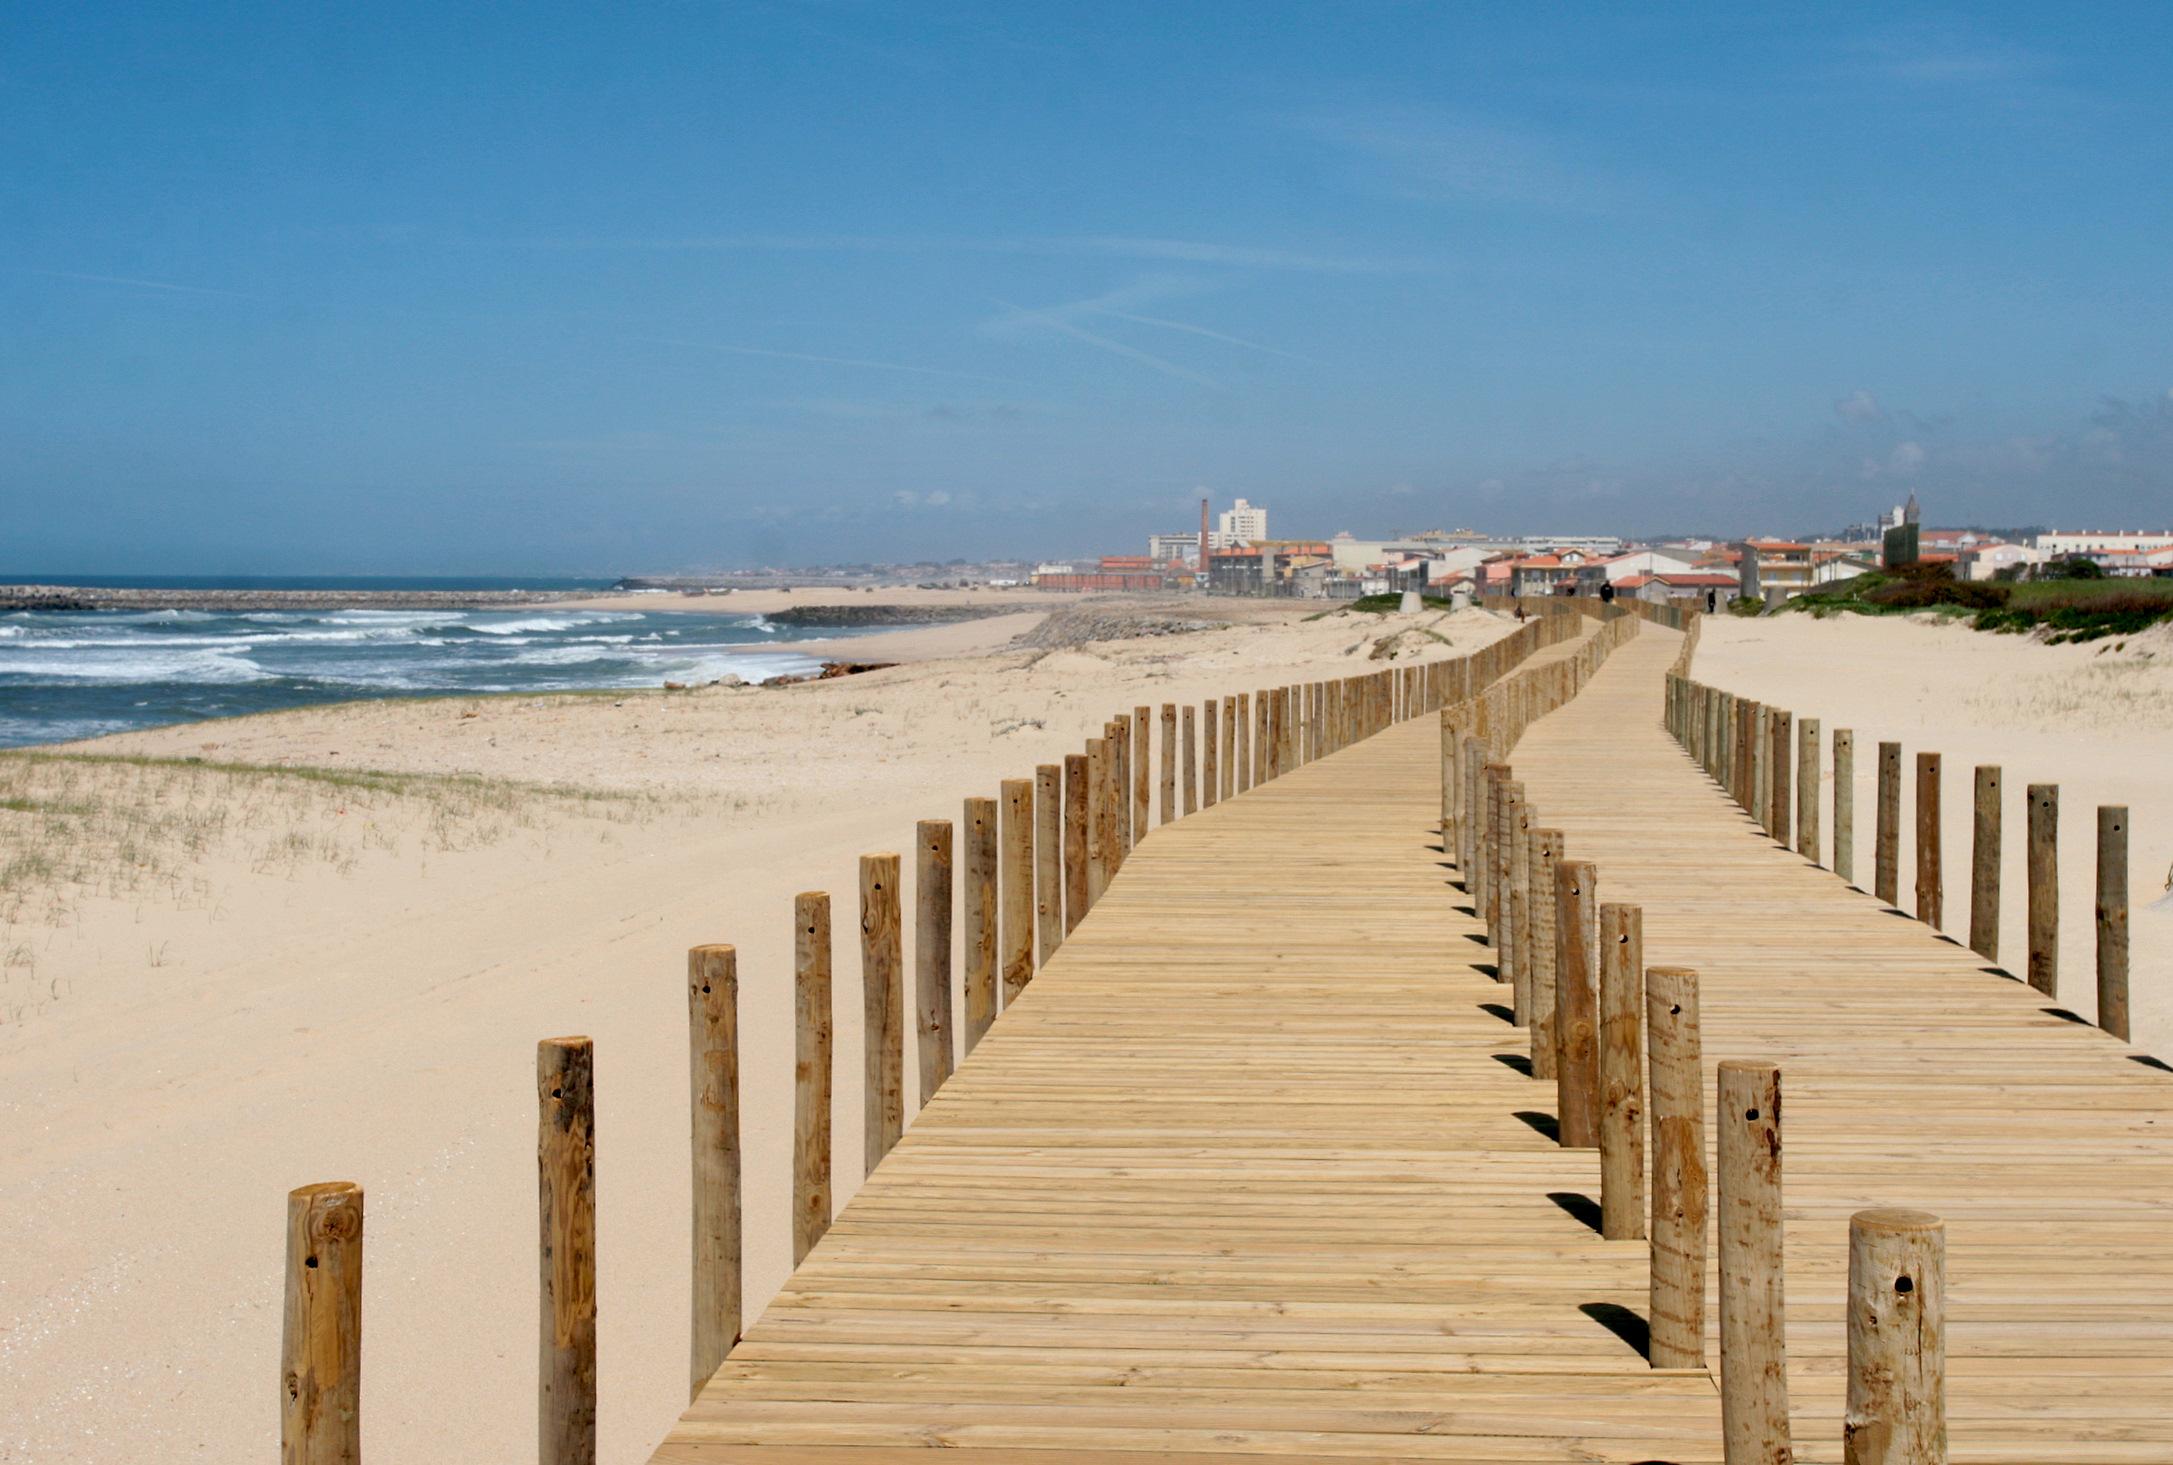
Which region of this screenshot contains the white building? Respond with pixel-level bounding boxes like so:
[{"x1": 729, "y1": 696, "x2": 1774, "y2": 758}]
[
  {"x1": 1959, "y1": 543, "x2": 2045, "y2": 581},
  {"x1": 1218, "y1": 497, "x2": 1268, "y2": 544},
  {"x1": 1146, "y1": 533, "x2": 1202, "y2": 566},
  {"x1": 2035, "y1": 530, "x2": 2173, "y2": 557},
  {"x1": 1599, "y1": 548, "x2": 1703, "y2": 584}
]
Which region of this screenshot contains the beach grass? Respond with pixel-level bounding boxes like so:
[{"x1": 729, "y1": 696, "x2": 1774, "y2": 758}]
[{"x1": 1786, "y1": 567, "x2": 2173, "y2": 642}]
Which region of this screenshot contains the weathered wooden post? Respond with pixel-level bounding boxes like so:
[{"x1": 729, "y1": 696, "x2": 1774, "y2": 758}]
[
  {"x1": 1182, "y1": 704, "x2": 1198, "y2": 815},
  {"x1": 1834, "y1": 729, "x2": 1856, "y2": 885},
  {"x1": 1771, "y1": 709, "x2": 1792, "y2": 848},
  {"x1": 1510, "y1": 792, "x2": 1535, "y2": 1023},
  {"x1": 962, "y1": 797, "x2": 997, "y2": 1049},
  {"x1": 2098, "y1": 805, "x2": 2130, "y2": 1040},
  {"x1": 1034, "y1": 764, "x2": 1062, "y2": 961},
  {"x1": 1202, "y1": 699, "x2": 1220, "y2": 808},
  {"x1": 1112, "y1": 715, "x2": 1132, "y2": 857},
  {"x1": 1440, "y1": 710, "x2": 1457, "y2": 849},
  {"x1": 793, "y1": 893, "x2": 832, "y2": 1265},
  {"x1": 1528, "y1": 829, "x2": 1562, "y2": 1052},
  {"x1": 1159, "y1": 702, "x2": 1177, "y2": 826},
  {"x1": 1796, "y1": 717, "x2": 1819, "y2": 862},
  {"x1": 1717, "y1": 1059, "x2": 1790, "y2": 1464},
  {"x1": 1646, "y1": 967, "x2": 1706, "y2": 1370},
  {"x1": 1876, "y1": 741, "x2": 1902, "y2": 906},
  {"x1": 914, "y1": 822, "x2": 953, "y2": 1105},
  {"x1": 1132, "y1": 706, "x2": 1151, "y2": 839},
  {"x1": 1485, "y1": 764, "x2": 1512, "y2": 947},
  {"x1": 687, "y1": 944, "x2": 741, "y2": 1398},
  {"x1": 282, "y1": 1180, "x2": 363, "y2": 1463},
  {"x1": 538, "y1": 1034, "x2": 597, "y2": 1465},
  {"x1": 1085, "y1": 739, "x2": 1109, "y2": 905},
  {"x1": 1063, "y1": 752, "x2": 1089, "y2": 930},
  {"x1": 1501, "y1": 779, "x2": 1525, "y2": 998},
  {"x1": 999, "y1": 778, "x2": 1034, "y2": 1006},
  {"x1": 1554, "y1": 859, "x2": 1600, "y2": 1148},
  {"x1": 1844, "y1": 1208, "x2": 1946, "y2": 1465},
  {"x1": 2028, "y1": 783, "x2": 2058, "y2": 996},
  {"x1": 1228, "y1": 694, "x2": 1245, "y2": 797},
  {"x1": 1914, "y1": 754, "x2": 1942, "y2": 928},
  {"x1": 1597, "y1": 903, "x2": 1645, "y2": 1240},
  {"x1": 860, "y1": 852, "x2": 903, "y2": 1174},
  {"x1": 1236, "y1": 692, "x2": 1253, "y2": 794},
  {"x1": 1969, "y1": 767, "x2": 2000, "y2": 962}
]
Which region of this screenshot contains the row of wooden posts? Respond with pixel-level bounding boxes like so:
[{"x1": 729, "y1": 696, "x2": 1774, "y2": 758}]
[
  {"x1": 1444, "y1": 610, "x2": 1945, "y2": 1465},
  {"x1": 1662, "y1": 661, "x2": 2134, "y2": 1042},
  {"x1": 277, "y1": 603, "x2": 1607, "y2": 1463}
]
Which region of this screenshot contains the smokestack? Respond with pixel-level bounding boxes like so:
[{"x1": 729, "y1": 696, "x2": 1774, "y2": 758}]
[{"x1": 1199, "y1": 496, "x2": 1210, "y2": 569}]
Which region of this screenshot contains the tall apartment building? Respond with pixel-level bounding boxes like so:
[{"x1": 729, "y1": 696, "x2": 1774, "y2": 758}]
[{"x1": 1218, "y1": 497, "x2": 1267, "y2": 544}]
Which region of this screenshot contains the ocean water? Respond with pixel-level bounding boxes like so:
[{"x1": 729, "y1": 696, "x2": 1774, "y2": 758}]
[{"x1": 0, "y1": 604, "x2": 840, "y2": 748}]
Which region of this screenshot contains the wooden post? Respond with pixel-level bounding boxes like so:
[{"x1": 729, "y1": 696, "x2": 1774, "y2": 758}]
[
  {"x1": 1182, "y1": 704, "x2": 1198, "y2": 815},
  {"x1": 1501, "y1": 779, "x2": 1525, "y2": 991},
  {"x1": 1845, "y1": 1208, "x2": 1946, "y2": 1465},
  {"x1": 1528, "y1": 829, "x2": 1561, "y2": 1054},
  {"x1": 282, "y1": 1181, "x2": 363, "y2": 1464},
  {"x1": 1485, "y1": 764, "x2": 1511, "y2": 946},
  {"x1": 792, "y1": 893, "x2": 831, "y2": 1265},
  {"x1": 1597, "y1": 903, "x2": 1645, "y2": 1240},
  {"x1": 1771, "y1": 709, "x2": 1792, "y2": 848},
  {"x1": 914, "y1": 821, "x2": 953, "y2": 1105},
  {"x1": 1225, "y1": 695, "x2": 1241, "y2": 798},
  {"x1": 1717, "y1": 1059, "x2": 1790, "y2": 1464},
  {"x1": 1554, "y1": 859, "x2": 1600, "y2": 1148},
  {"x1": 687, "y1": 944, "x2": 741, "y2": 1399},
  {"x1": 537, "y1": 1035, "x2": 597, "y2": 1465},
  {"x1": 1062, "y1": 754, "x2": 1089, "y2": 933},
  {"x1": 1034, "y1": 765, "x2": 1062, "y2": 962},
  {"x1": 999, "y1": 778, "x2": 1034, "y2": 1005},
  {"x1": 860, "y1": 852, "x2": 903, "y2": 1175},
  {"x1": 1796, "y1": 717, "x2": 1819, "y2": 862},
  {"x1": 962, "y1": 797, "x2": 997, "y2": 1049},
  {"x1": 1509, "y1": 789, "x2": 1534, "y2": 1023},
  {"x1": 1159, "y1": 702, "x2": 1177, "y2": 826},
  {"x1": 1084, "y1": 739, "x2": 1108, "y2": 906},
  {"x1": 2098, "y1": 805, "x2": 2130, "y2": 1041},
  {"x1": 1111, "y1": 717, "x2": 1131, "y2": 857},
  {"x1": 1834, "y1": 729, "x2": 1856, "y2": 885},
  {"x1": 1132, "y1": 706, "x2": 1151, "y2": 837},
  {"x1": 1202, "y1": 700, "x2": 1219, "y2": 809},
  {"x1": 1914, "y1": 753, "x2": 1942, "y2": 928},
  {"x1": 1876, "y1": 741, "x2": 1902, "y2": 906},
  {"x1": 1969, "y1": 767, "x2": 2000, "y2": 962},
  {"x1": 1646, "y1": 968, "x2": 1706, "y2": 1370},
  {"x1": 2027, "y1": 783, "x2": 2058, "y2": 996},
  {"x1": 1236, "y1": 692, "x2": 1252, "y2": 794}
]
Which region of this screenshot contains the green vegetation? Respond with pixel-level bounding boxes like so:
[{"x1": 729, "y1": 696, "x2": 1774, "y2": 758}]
[
  {"x1": 1784, "y1": 563, "x2": 2173, "y2": 643},
  {"x1": 1346, "y1": 593, "x2": 1456, "y2": 613}
]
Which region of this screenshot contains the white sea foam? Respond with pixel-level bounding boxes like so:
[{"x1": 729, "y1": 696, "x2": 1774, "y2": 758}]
[{"x1": 0, "y1": 647, "x2": 273, "y2": 685}]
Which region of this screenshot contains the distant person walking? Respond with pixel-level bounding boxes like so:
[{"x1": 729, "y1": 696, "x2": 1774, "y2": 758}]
[
  {"x1": 1706, "y1": 587, "x2": 1718, "y2": 613},
  {"x1": 1599, "y1": 581, "x2": 1615, "y2": 605}
]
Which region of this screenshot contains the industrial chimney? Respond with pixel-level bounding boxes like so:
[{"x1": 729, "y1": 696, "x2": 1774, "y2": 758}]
[{"x1": 1198, "y1": 496, "x2": 1210, "y2": 572}]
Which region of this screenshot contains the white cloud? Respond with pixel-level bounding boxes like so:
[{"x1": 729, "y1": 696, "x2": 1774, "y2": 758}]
[
  {"x1": 1291, "y1": 107, "x2": 1618, "y2": 210},
  {"x1": 1889, "y1": 441, "x2": 1927, "y2": 475},
  {"x1": 1834, "y1": 388, "x2": 1886, "y2": 423}
]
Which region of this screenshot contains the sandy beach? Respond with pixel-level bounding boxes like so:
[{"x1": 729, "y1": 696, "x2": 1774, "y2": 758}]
[
  {"x1": 0, "y1": 597, "x2": 1512, "y2": 1464},
  {"x1": 1693, "y1": 612, "x2": 2173, "y2": 1057}
]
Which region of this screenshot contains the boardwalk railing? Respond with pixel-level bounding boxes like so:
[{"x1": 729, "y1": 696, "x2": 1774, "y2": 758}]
[
  {"x1": 273, "y1": 600, "x2": 1616, "y2": 1464},
  {"x1": 1458, "y1": 603, "x2": 1963, "y2": 1464},
  {"x1": 1664, "y1": 648, "x2": 2137, "y2": 1046}
]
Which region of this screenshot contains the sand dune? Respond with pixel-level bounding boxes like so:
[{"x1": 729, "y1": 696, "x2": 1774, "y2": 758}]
[{"x1": 0, "y1": 601, "x2": 1514, "y2": 1464}]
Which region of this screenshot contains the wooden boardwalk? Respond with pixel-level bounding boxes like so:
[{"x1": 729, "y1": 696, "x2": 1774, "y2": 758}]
[
  {"x1": 655, "y1": 631, "x2": 1724, "y2": 1463},
  {"x1": 653, "y1": 622, "x2": 2173, "y2": 1464},
  {"x1": 1504, "y1": 628, "x2": 2173, "y2": 1463}
]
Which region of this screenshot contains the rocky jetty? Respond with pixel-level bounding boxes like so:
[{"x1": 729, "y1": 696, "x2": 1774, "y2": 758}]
[{"x1": 763, "y1": 603, "x2": 1014, "y2": 628}]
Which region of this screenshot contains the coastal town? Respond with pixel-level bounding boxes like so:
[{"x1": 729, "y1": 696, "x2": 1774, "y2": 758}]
[{"x1": 1028, "y1": 494, "x2": 2173, "y2": 603}]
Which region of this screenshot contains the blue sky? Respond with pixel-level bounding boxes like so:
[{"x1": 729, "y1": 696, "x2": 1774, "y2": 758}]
[{"x1": 5, "y1": 2, "x2": 2171, "y2": 573}]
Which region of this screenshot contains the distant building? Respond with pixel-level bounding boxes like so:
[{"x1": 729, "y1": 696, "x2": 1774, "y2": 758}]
[
  {"x1": 1030, "y1": 556, "x2": 1188, "y2": 592},
  {"x1": 2035, "y1": 530, "x2": 2173, "y2": 557},
  {"x1": 1619, "y1": 572, "x2": 1741, "y2": 605},
  {"x1": 1218, "y1": 497, "x2": 1268, "y2": 544},
  {"x1": 1739, "y1": 539, "x2": 1815, "y2": 602},
  {"x1": 1146, "y1": 532, "x2": 1202, "y2": 566}
]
